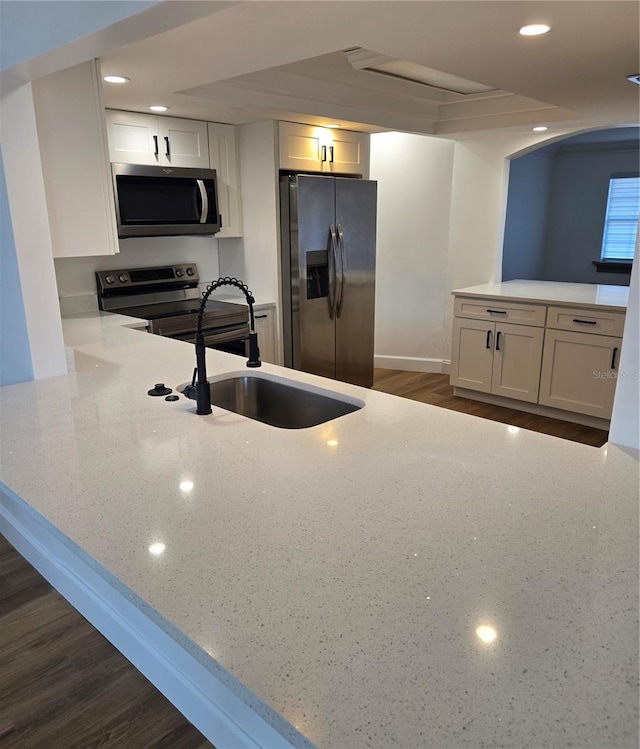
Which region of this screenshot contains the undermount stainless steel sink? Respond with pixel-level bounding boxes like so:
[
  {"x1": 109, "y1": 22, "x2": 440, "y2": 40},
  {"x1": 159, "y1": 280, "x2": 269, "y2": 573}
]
[{"x1": 183, "y1": 374, "x2": 363, "y2": 428}]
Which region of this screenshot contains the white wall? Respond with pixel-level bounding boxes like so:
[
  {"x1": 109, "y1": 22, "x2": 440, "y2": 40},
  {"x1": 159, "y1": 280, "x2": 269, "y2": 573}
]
[
  {"x1": 370, "y1": 131, "x2": 454, "y2": 371},
  {"x1": 0, "y1": 82, "x2": 67, "y2": 380},
  {"x1": 54, "y1": 236, "x2": 220, "y2": 309},
  {"x1": 609, "y1": 239, "x2": 639, "y2": 449},
  {"x1": 371, "y1": 130, "x2": 568, "y2": 370}
]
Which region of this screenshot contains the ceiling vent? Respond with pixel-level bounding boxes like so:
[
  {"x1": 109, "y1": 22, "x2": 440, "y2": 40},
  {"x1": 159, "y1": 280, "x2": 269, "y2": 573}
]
[{"x1": 346, "y1": 48, "x2": 497, "y2": 95}]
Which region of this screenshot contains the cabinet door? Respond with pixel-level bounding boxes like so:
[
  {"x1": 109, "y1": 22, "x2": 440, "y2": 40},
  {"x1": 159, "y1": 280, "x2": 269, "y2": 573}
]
[
  {"x1": 253, "y1": 307, "x2": 276, "y2": 364},
  {"x1": 105, "y1": 110, "x2": 159, "y2": 165},
  {"x1": 158, "y1": 117, "x2": 209, "y2": 168},
  {"x1": 278, "y1": 121, "x2": 324, "y2": 171},
  {"x1": 34, "y1": 61, "x2": 119, "y2": 257},
  {"x1": 491, "y1": 323, "x2": 544, "y2": 403},
  {"x1": 323, "y1": 130, "x2": 369, "y2": 177},
  {"x1": 208, "y1": 122, "x2": 242, "y2": 237},
  {"x1": 538, "y1": 330, "x2": 622, "y2": 419},
  {"x1": 450, "y1": 319, "x2": 494, "y2": 393},
  {"x1": 278, "y1": 121, "x2": 370, "y2": 176}
]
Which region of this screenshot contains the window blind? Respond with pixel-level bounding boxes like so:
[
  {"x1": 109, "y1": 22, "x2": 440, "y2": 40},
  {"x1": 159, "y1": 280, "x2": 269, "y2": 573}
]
[{"x1": 600, "y1": 176, "x2": 639, "y2": 262}]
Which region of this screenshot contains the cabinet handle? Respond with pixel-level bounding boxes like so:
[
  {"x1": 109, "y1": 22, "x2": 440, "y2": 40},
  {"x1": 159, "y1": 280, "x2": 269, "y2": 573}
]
[
  {"x1": 153, "y1": 135, "x2": 159, "y2": 156},
  {"x1": 486, "y1": 309, "x2": 507, "y2": 314},
  {"x1": 329, "y1": 145, "x2": 334, "y2": 163},
  {"x1": 611, "y1": 347, "x2": 618, "y2": 369},
  {"x1": 486, "y1": 330, "x2": 492, "y2": 349},
  {"x1": 321, "y1": 145, "x2": 327, "y2": 162},
  {"x1": 495, "y1": 331, "x2": 501, "y2": 351},
  {"x1": 573, "y1": 318, "x2": 597, "y2": 325},
  {"x1": 164, "y1": 136, "x2": 170, "y2": 158},
  {"x1": 255, "y1": 314, "x2": 268, "y2": 319}
]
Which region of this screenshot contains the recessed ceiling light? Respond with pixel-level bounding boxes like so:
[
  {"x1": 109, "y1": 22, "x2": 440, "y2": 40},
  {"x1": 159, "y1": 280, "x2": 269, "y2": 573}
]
[
  {"x1": 533, "y1": 126, "x2": 549, "y2": 132},
  {"x1": 149, "y1": 105, "x2": 169, "y2": 112},
  {"x1": 519, "y1": 24, "x2": 551, "y2": 36},
  {"x1": 627, "y1": 74, "x2": 640, "y2": 85},
  {"x1": 103, "y1": 75, "x2": 130, "y2": 84}
]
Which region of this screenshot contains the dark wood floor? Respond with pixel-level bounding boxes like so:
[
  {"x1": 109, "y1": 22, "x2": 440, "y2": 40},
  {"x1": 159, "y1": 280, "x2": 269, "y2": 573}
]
[
  {"x1": 0, "y1": 371, "x2": 607, "y2": 748},
  {"x1": 0, "y1": 533, "x2": 213, "y2": 749},
  {"x1": 372, "y1": 369, "x2": 609, "y2": 447}
]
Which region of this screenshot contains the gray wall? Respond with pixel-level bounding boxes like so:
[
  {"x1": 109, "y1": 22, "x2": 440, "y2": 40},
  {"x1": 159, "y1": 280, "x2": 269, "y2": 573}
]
[
  {"x1": 542, "y1": 144, "x2": 637, "y2": 284},
  {"x1": 502, "y1": 153, "x2": 553, "y2": 281},
  {"x1": 502, "y1": 129, "x2": 638, "y2": 286}
]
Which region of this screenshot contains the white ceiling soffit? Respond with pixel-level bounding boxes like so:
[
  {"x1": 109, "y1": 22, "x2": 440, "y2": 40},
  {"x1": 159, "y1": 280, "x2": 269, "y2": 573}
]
[
  {"x1": 99, "y1": 1, "x2": 640, "y2": 138},
  {"x1": 181, "y1": 50, "x2": 579, "y2": 137}
]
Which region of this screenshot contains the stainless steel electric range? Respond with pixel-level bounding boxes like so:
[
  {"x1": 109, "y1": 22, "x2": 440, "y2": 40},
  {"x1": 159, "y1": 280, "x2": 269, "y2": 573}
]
[{"x1": 96, "y1": 264, "x2": 250, "y2": 354}]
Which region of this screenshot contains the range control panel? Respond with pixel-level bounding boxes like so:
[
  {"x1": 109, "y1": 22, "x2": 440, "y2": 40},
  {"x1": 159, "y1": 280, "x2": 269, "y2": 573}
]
[{"x1": 96, "y1": 264, "x2": 199, "y2": 294}]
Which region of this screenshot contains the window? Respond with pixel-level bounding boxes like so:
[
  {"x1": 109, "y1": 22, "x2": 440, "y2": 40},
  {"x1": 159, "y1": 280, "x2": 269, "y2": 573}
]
[{"x1": 600, "y1": 175, "x2": 639, "y2": 262}]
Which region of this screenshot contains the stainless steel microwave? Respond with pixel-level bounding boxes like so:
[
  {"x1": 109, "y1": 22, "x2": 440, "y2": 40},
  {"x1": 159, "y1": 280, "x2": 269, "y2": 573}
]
[{"x1": 111, "y1": 163, "x2": 221, "y2": 238}]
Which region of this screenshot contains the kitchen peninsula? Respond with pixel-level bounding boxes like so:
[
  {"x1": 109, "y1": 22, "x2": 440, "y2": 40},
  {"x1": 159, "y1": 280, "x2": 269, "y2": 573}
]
[{"x1": 1, "y1": 311, "x2": 638, "y2": 749}]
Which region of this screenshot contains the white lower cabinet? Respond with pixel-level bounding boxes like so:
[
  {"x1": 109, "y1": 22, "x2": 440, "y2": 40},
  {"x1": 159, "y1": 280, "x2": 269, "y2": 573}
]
[
  {"x1": 450, "y1": 292, "x2": 626, "y2": 423},
  {"x1": 253, "y1": 306, "x2": 276, "y2": 364},
  {"x1": 538, "y1": 329, "x2": 622, "y2": 419},
  {"x1": 450, "y1": 318, "x2": 543, "y2": 403}
]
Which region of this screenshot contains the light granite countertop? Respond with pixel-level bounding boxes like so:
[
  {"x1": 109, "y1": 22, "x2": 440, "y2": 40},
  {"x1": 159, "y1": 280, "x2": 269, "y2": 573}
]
[
  {"x1": 452, "y1": 279, "x2": 629, "y2": 311},
  {"x1": 0, "y1": 311, "x2": 638, "y2": 748}
]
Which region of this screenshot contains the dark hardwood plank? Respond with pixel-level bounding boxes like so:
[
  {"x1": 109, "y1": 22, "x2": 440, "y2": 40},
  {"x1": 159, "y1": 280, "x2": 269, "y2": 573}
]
[
  {"x1": 372, "y1": 369, "x2": 608, "y2": 447},
  {"x1": 0, "y1": 534, "x2": 214, "y2": 749}
]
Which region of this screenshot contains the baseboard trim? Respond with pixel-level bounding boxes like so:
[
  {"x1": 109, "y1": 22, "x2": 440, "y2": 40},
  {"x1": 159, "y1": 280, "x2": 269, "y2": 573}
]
[
  {"x1": 374, "y1": 355, "x2": 444, "y2": 373},
  {"x1": 0, "y1": 487, "x2": 306, "y2": 749},
  {"x1": 453, "y1": 388, "x2": 610, "y2": 430}
]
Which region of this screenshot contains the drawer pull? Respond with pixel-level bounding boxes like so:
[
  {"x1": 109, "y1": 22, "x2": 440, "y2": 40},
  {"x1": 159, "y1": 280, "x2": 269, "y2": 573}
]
[
  {"x1": 486, "y1": 330, "x2": 492, "y2": 349},
  {"x1": 486, "y1": 309, "x2": 507, "y2": 314},
  {"x1": 611, "y1": 347, "x2": 618, "y2": 369},
  {"x1": 573, "y1": 318, "x2": 597, "y2": 325},
  {"x1": 255, "y1": 314, "x2": 268, "y2": 319}
]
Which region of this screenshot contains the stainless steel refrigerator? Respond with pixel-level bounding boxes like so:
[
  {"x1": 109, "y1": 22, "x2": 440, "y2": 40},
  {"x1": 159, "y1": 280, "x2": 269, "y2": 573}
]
[{"x1": 280, "y1": 173, "x2": 377, "y2": 387}]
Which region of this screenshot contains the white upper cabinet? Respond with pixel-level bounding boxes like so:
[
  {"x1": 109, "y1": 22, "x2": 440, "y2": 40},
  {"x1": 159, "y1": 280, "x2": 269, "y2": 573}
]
[
  {"x1": 33, "y1": 60, "x2": 119, "y2": 257},
  {"x1": 105, "y1": 110, "x2": 210, "y2": 168},
  {"x1": 278, "y1": 122, "x2": 370, "y2": 176},
  {"x1": 208, "y1": 122, "x2": 242, "y2": 237}
]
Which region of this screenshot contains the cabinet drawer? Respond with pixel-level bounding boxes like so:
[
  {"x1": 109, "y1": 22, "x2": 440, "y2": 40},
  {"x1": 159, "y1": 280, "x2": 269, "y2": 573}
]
[
  {"x1": 453, "y1": 297, "x2": 546, "y2": 327},
  {"x1": 546, "y1": 306, "x2": 626, "y2": 336}
]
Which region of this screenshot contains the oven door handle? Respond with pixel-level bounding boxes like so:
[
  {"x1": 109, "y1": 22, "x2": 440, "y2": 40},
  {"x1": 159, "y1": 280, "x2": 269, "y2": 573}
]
[{"x1": 196, "y1": 179, "x2": 208, "y2": 223}]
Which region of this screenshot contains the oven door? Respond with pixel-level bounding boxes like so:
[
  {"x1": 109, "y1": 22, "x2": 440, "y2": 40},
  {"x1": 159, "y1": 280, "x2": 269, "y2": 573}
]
[{"x1": 168, "y1": 322, "x2": 250, "y2": 355}]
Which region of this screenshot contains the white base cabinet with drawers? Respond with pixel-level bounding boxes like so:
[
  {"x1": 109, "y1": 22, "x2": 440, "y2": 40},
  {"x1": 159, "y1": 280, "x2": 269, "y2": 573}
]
[{"x1": 450, "y1": 286, "x2": 627, "y2": 426}]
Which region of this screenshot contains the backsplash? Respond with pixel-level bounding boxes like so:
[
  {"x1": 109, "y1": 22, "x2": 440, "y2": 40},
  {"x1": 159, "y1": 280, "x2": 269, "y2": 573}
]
[{"x1": 54, "y1": 235, "x2": 221, "y2": 313}]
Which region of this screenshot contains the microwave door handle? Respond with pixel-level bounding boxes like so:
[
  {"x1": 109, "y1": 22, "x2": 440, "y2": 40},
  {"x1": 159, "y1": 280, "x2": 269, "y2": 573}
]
[{"x1": 196, "y1": 179, "x2": 208, "y2": 223}]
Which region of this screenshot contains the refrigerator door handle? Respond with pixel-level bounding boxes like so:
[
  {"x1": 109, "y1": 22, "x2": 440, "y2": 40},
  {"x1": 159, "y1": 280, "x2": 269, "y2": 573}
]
[
  {"x1": 328, "y1": 224, "x2": 338, "y2": 320},
  {"x1": 336, "y1": 224, "x2": 346, "y2": 316}
]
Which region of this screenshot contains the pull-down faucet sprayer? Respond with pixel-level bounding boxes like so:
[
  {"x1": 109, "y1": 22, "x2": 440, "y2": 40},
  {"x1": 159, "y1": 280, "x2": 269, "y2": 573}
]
[{"x1": 190, "y1": 277, "x2": 261, "y2": 415}]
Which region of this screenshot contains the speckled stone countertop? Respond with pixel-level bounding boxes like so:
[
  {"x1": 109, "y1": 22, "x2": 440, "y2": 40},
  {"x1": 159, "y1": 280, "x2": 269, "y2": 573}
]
[
  {"x1": 1, "y1": 312, "x2": 638, "y2": 748},
  {"x1": 452, "y1": 279, "x2": 629, "y2": 311}
]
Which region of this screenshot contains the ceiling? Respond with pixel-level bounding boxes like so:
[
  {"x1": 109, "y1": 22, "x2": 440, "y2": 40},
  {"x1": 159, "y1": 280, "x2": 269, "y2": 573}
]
[{"x1": 97, "y1": 1, "x2": 640, "y2": 139}]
